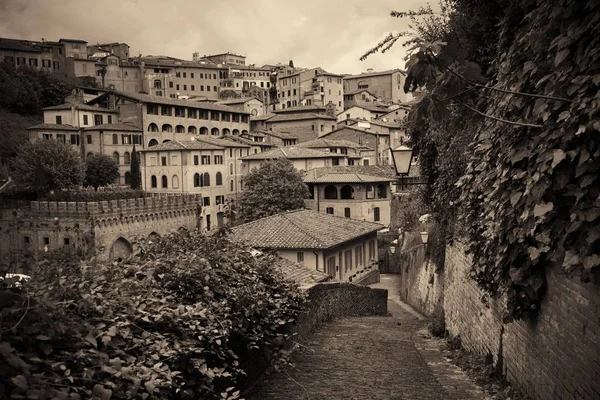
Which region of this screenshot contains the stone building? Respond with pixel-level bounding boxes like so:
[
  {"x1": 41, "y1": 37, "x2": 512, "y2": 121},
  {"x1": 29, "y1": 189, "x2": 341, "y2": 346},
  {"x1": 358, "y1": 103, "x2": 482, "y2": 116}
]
[
  {"x1": 320, "y1": 125, "x2": 392, "y2": 165},
  {"x1": 336, "y1": 105, "x2": 389, "y2": 122},
  {"x1": 257, "y1": 112, "x2": 338, "y2": 142},
  {"x1": 303, "y1": 166, "x2": 396, "y2": 225},
  {"x1": 343, "y1": 69, "x2": 409, "y2": 104},
  {"x1": 343, "y1": 89, "x2": 378, "y2": 110},
  {"x1": 277, "y1": 68, "x2": 344, "y2": 110},
  {"x1": 215, "y1": 97, "x2": 265, "y2": 116},
  {"x1": 0, "y1": 37, "x2": 67, "y2": 73},
  {"x1": 294, "y1": 138, "x2": 375, "y2": 166},
  {"x1": 240, "y1": 146, "x2": 349, "y2": 174},
  {"x1": 231, "y1": 209, "x2": 382, "y2": 282}
]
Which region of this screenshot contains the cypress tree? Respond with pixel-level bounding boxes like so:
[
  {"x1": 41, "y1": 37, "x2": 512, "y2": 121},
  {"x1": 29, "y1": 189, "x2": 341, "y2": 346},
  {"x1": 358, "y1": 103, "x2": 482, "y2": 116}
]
[{"x1": 130, "y1": 144, "x2": 142, "y2": 190}]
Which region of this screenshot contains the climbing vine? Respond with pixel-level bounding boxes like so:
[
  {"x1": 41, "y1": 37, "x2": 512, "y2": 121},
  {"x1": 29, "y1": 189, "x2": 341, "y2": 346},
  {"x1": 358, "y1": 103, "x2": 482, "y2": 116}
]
[{"x1": 363, "y1": 0, "x2": 600, "y2": 321}]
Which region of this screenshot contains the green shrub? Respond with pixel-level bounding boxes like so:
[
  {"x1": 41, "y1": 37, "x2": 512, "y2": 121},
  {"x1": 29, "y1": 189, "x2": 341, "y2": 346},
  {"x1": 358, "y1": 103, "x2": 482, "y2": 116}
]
[
  {"x1": 428, "y1": 305, "x2": 447, "y2": 337},
  {"x1": 0, "y1": 230, "x2": 306, "y2": 399}
]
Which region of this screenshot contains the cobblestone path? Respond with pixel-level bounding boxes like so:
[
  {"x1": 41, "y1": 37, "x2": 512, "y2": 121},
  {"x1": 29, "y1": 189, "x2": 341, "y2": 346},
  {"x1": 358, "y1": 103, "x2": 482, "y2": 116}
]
[{"x1": 248, "y1": 275, "x2": 487, "y2": 400}]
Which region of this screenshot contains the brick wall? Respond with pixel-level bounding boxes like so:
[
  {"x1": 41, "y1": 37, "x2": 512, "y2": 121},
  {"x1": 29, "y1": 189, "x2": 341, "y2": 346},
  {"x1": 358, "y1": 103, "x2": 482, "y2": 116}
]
[
  {"x1": 399, "y1": 241, "x2": 600, "y2": 399},
  {"x1": 292, "y1": 282, "x2": 388, "y2": 340}
]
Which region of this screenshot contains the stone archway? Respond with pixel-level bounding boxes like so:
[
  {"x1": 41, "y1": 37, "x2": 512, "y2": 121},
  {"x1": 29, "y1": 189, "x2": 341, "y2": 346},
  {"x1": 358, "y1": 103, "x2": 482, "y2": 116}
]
[
  {"x1": 109, "y1": 237, "x2": 133, "y2": 262},
  {"x1": 148, "y1": 232, "x2": 161, "y2": 242}
]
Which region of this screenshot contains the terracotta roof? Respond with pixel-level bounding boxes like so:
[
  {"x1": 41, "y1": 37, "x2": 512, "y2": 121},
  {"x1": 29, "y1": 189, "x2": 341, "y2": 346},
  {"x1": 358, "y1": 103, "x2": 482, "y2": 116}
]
[
  {"x1": 251, "y1": 114, "x2": 275, "y2": 121},
  {"x1": 361, "y1": 119, "x2": 404, "y2": 129},
  {"x1": 83, "y1": 123, "x2": 142, "y2": 132},
  {"x1": 344, "y1": 68, "x2": 406, "y2": 79},
  {"x1": 225, "y1": 135, "x2": 273, "y2": 147},
  {"x1": 216, "y1": 98, "x2": 262, "y2": 105},
  {"x1": 140, "y1": 139, "x2": 224, "y2": 152},
  {"x1": 258, "y1": 129, "x2": 298, "y2": 139},
  {"x1": 295, "y1": 138, "x2": 372, "y2": 150},
  {"x1": 240, "y1": 147, "x2": 345, "y2": 160},
  {"x1": 303, "y1": 165, "x2": 398, "y2": 180},
  {"x1": 344, "y1": 89, "x2": 377, "y2": 97},
  {"x1": 268, "y1": 113, "x2": 336, "y2": 122},
  {"x1": 27, "y1": 123, "x2": 78, "y2": 131},
  {"x1": 274, "y1": 257, "x2": 331, "y2": 284},
  {"x1": 99, "y1": 90, "x2": 251, "y2": 114},
  {"x1": 0, "y1": 38, "x2": 42, "y2": 53},
  {"x1": 195, "y1": 135, "x2": 251, "y2": 148},
  {"x1": 321, "y1": 125, "x2": 390, "y2": 137},
  {"x1": 231, "y1": 209, "x2": 383, "y2": 250},
  {"x1": 303, "y1": 171, "x2": 395, "y2": 184},
  {"x1": 42, "y1": 103, "x2": 117, "y2": 113},
  {"x1": 272, "y1": 105, "x2": 326, "y2": 114},
  {"x1": 59, "y1": 38, "x2": 88, "y2": 43},
  {"x1": 245, "y1": 131, "x2": 266, "y2": 138}
]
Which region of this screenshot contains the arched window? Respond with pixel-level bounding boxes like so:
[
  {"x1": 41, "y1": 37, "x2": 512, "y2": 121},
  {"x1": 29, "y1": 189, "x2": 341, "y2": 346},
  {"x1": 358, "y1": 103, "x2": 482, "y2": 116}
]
[
  {"x1": 216, "y1": 172, "x2": 223, "y2": 186},
  {"x1": 200, "y1": 127, "x2": 208, "y2": 135},
  {"x1": 194, "y1": 173, "x2": 201, "y2": 187},
  {"x1": 124, "y1": 152, "x2": 131, "y2": 165},
  {"x1": 162, "y1": 124, "x2": 173, "y2": 132},
  {"x1": 148, "y1": 138, "x2": 159, "y2": 147},
  {"x1": 151, "y1": 175, "x2": 157, "y2": 188},
  {"x1": 222, "y1": 128, "x2": 230, "y2": 135},
  {"x1": 113, "y1": 151, "x2": 120, "y2": 164},
  {"x1": 87, "y1": 152, "x2": 94, "y2": 159},
  {"x1": 148, "y1": 123, "x2": 159, "y2": 132},
  {"x1": 172, "y1": 175, "x2": 179, "y2": 189},
  {"x1": 340, "y1": 185, "x2": 354, "y2": 200},
  {"x1": 188, "y1": 126, "x2": 197, "y2": 134},
  {"x1": 230, "y1": 180, "x2": 234, "y2": 192},
  {"x1": 112, "y1": 133, "x2": 118, "y2": 144},
  {"x1": 175, "y1": 125, "x2": 185, "y2": 133},
  {"x1": 162, "y1": 139, "x2": 171, "y2": 143},
  {"x1": 324, "y1": 185, "x2": 338, "y2": 199},
  {"x1": 153, "y1": 79, "x2": 162, "y2": 89},
  {"x1": 366, "y1": 185, "x2": 375, "y2": 199},
  {"x1": 161, "y1": 175, "x2": 168, "y2": 188},
  {"x1": 203, "y1": 172, "x2": 210, "y2": 187},
  {"x1": 211, "y1": 127, "x2": 220, "y2": 136},
  {"x1": 242, "y1": 130, "x2": 248, "y2": 135},
  {"x1": 124, "y1": 172, "x2": 131, "y2": 185},
  {"x1": 377, "y1": 184, "x2": 387, "y2": 199},
  {"x1": 232, "y1": 129, "x2": 240, "y2": 136}
]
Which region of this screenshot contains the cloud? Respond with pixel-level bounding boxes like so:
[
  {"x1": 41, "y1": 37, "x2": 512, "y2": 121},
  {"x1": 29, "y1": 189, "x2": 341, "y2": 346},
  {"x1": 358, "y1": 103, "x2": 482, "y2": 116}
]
[{"x1": 0, "y1": 0, "x2": 427, "y2": 74}]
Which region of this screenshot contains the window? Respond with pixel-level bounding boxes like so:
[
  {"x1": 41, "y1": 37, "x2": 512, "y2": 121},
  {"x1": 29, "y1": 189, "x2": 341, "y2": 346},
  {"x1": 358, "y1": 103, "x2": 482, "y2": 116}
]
[
  {"x1": 340, "y1": 185, "x2": 354, "y2": 200},
  {"x1": 326, "y1": 207, "x2": 334, "y2": 214},
  {"x1": 215, "y1": 195, "x2": 225, "y2": 205},
  {"x1": 124, "y1": 152, "x2": 131, "y2": 164},
  {"x1": 172, "y1": 175, "x2": 179, "y2": 189},
  {"x1": 113, "y1": 152, "x2": 120, "y2": 164},
  {"x1": 169, "y1": 81, "x2": 174, "y2": 88},
  {"x1": 191, "y1": 85, "x2": 195, "y2": 90},
  {"x1": 55, "y1": 116, "x2": 62, "y2": 124},
  {"x1": 297, "y1": 252, "x2": 304, "y2": 263},
  {"x1": 29, "y1": 58, "x2": 38, "y2": 67},
  {"x1": 368, "y1": 240, "x2": 376, "y2": 260},
  {"x1": 214, "y1": 155, "x2": 223, "y2": 164},
  {"x1": 194, "y1": 155, "x2": 199, "y2": 165},
  {"x1": 194, "y1": 173, "x2": 201, "y2": 187},
  {"x1": 17, "y1": 57, "x2": 26, "y2": 65},
  {"x1": 70, "y1": 134, "x2": 80, "y2": 145},
  {"x1": 216, "y1": 172, "x2": 223, "y2": 185},
  {"x1": 151, "y1": 175, "x2": 157, "y2": 188},
  {"x1": 86, "y1": 135, "x2": 92, "y2": 144},
  {"x1": 345, "y1": 250, "x2": 353, "y2": 272},
  {"x1": 94, "y1": 115, "x2": 103, "y2": 125},
  {"x1": 161, "y1": 156, "x2": 167, "y2": 166},
  {"x1": 183, "y1": 72, "x2": 187, "y2": 78},
  {"x1": 147, "y1": 104, "x2": 159, "y2": 115},
  {"x1": 176, "y1": 72, "x2": 181, "y2": 78},
  {"x1": 344, "y1": 208, "x2": 351, "y2": 218},
  {"x1": 324, "y1": 185, "x2": 337, "y2": 199},
  {"x1": 201, "y1": 155, "x2": 210, "y2": 165},
  {"x1": 206, "y1": 215, "x2": 211, "y2": 231},
  {"x1": 83, "y1": 115, "x2": 88, "y2": 125},
  {"x1": 56, "y1": 134, "x2": 66, "y2": 143},
  {"x1": 377, "y1": 184, "x2": 387, "y2": 199},
  {"x1": 44, "y1": 237, "x2": 50, "y2": 245},
  {"x1": 124, "y1": 172, "x2": 131, "y2": 185},
  {"x1": 311, "y1": 124, "x2": 314, "y2": 131},
  {"x1": 43, "y1": 133, "x2": 53, "y2": 140},
  {"x1": 191, "y1": 73, "x2": 194, "y2": 78},
  {"x1": 373, "y1": 207, "x2": 380, "y2": 222},
  {"x1": 184, "y1": 85, "x2": 187, "y2": 90},
  {"x1": 161, "y1": 106, "x2": 172, "y2": 116},
  {"x1": 162, "y1": 124, "x2": 173, "y2": 132},
  {"x1": 366, "y1": 185, "x2": 375, "y2": 199},
  {"x1": 202, "y1": 172, "x2": 210, "y2": 186},
  {"x1": 24, "y1": 236, "x2": 30, "y2": 244},
  {"x1": 122, "y1": 134, "x2": 132, "y2": 145},
  {"x1": 230, "y1": 180, "x2": 234, "y2": 192},
  {"x1": 203, "y1": 197, "x2": 211, "y2": 206},
  {"x1": 355, "y1": 245, "x2": 363, "y2": 267},
  {"x1": 154, "y1": 79, "x2": 162, "y2": 89},
  {"x1": 161, "y1": 175, "x2": 168, "y2": 188}
]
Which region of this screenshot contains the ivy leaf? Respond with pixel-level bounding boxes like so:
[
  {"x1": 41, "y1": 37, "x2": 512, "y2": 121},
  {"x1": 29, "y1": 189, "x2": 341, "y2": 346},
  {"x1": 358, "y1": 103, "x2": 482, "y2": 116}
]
[
  {"x1": 563, "y1": 250, "x2": 580, "y2": 271},
  {"x1": 11, "y1": 375, "x2": 28, "y2": 390},
  {"x1": 93, "y1": 384, "x2": 112, "y2": 400},
  {"x1": 555, "y1": 48, "x2": 570, "y2": 66},
  {"x1": 84, "y1": 334, "x2": 97, "y2": 348},
  {"x1": 583, "y1": 255, "x2": 600, "y2": 271},
  {"x1": 508, "y1": 267, "x2": 527, "y2": 283},
  {"x1": 533, "y1": 202, "x2": 554, "y2": 218},
  {"x1": 551, "y1": 149, "x2": 566, "y2": 169}
]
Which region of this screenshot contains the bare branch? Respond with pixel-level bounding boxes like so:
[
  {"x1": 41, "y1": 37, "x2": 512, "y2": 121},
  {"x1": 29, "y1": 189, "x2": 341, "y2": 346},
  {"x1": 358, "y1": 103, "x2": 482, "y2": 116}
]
[{"x1": 457, "y1": 100, "x2": 543, "y2": 129}]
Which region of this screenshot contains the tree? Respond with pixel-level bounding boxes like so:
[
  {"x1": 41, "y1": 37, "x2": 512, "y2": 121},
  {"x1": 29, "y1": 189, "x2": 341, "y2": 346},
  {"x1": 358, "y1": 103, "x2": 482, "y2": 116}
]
[
  {"x1": 10, "y1": 140, "x2": 84, "y2": 195},
  {"x1": 84, "y1": 153, "x2": 119, "y2": 190},
  {"x1": 130, "y1": 145, "x2": 142, "y2": 190},
  {"x1": 289, "y1": 60, "x2": 295, "y2": 68},
  {"x1": 239, "y1": 158, "x2": 309, "y2": 222}
]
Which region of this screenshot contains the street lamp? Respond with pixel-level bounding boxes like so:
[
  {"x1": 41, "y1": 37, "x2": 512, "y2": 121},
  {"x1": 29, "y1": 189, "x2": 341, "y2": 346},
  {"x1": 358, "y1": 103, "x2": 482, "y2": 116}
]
[
  {"x1": 420, "y1": 231, "x2": 429, "y2": 245},
  {"x1": 390, "y1": 145, "x2": 414, "y2": 191},
  {"x1": 390, "y1": 239, "x2": 398, "y2": 254}
]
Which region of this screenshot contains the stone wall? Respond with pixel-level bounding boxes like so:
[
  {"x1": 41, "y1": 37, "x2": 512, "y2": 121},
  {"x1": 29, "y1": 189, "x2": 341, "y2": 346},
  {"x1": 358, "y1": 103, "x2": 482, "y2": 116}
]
[
  {"x1": 354, "y1": 269, "x2": 380, "y2": 286},
  {"x1": 397, "y1": 245, "x2": 443, "y2": 316},
  {"x1": 292, "y1": 282, "x2": 388, "y2": 340},
  {"x1": 396, "y1": 242, "x2": 600, "y2": 400}
]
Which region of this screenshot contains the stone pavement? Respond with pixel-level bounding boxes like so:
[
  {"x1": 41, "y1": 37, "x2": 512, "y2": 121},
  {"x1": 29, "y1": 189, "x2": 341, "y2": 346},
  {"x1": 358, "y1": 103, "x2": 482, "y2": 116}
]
[{"x1": 248, "y1": 274, "x2": 487, "y2": 400}]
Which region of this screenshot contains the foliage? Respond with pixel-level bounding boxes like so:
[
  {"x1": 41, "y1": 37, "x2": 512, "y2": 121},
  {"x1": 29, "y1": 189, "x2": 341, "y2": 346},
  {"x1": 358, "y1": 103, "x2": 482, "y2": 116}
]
[
  {"x1": 0, "y1": 61, "x2": 77, "y2": 115},
  {"x1": 239, "y1": 158, "x2": 309, "y2": 222},
  {"x1": 43, "y1": 188, "x2": 148, "y2": 202},
  {"x1": 392, "y1": 190, "x2": 427, "y2": 232},
  {"x1": 130, "y1": 146, "x2": 142, "y2": 190},
  {"x1": 84, "y1": 153, "x2": 120, "y2": 190},
  {"x1": 0, "y1": 230, "x2": 306, "y2": 399},
  {"x1": 363, "y1": 0, "x2": 600, "y2": 321},
  {"x1": 0, "y1": 110, "x2": 41, "y2": 166},
  {"x1": 10, "y1": 140, "x2": 84, "y2": 195},
  {"x1": 428, "y1": 305, "x2": 446, "y2": 337}
]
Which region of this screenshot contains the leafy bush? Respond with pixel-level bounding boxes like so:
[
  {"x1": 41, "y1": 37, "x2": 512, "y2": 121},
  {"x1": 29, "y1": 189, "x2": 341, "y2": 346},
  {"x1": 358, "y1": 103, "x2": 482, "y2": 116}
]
[
  {"x1": 84, "y1": 153, "x2": 120, "y2": 190},
  {"x1": 43, "y1": 188, "x2": 149, "y2": 202},
  {"x1": 0, "y1": 230, "x2": 306, "y2": 399},
  {"x1": 428, "y1": 305, "x2": 446, "y2": 337}
]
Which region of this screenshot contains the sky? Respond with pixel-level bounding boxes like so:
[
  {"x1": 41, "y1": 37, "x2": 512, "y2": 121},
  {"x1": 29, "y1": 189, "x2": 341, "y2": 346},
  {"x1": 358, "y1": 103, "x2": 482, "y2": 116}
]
[{"x1": 0, "y1": 0, "x2": 429, "y2": 74}]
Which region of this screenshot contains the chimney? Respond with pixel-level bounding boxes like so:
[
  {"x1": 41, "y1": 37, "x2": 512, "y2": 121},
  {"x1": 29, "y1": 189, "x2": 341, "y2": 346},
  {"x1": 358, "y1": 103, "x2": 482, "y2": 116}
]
[{"x1": 367, "y1": 68, "x2": 374, "y2": 73}]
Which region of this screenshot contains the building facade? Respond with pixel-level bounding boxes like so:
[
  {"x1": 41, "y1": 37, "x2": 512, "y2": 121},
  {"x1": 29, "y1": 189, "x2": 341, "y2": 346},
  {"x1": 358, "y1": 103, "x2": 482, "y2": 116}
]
[
  {"x1": 240, "y1": 147, "x2": 348, "y2": 174},
  {"x1": 343, "y1": 69, "x2": 409, "y2": 104},
  {"x1": 321, "y1": 125, "x2": 392, "y2": 165},
  {"x1": 277, "y1": 68, "x2": 344, "y2": 110}
]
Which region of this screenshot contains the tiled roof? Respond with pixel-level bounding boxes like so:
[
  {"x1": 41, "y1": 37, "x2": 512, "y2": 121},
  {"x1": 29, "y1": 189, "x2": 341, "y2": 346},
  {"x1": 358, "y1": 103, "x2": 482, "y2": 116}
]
[
  {"x1": 268, "y1": 113, "x2": 336, "y2": 122},
  {"x1": 344, "y1": 68, "x2": 406, "y2": 79},
  {"x1": 295, "y1": 138, "x2": 372, "y2": 150},
  {"x1": 321, "y1": 125, "x2": 390, "y2": 137},
  {"x1": 139, "y1": 139, "x2": 224, "y2": 152},
  {"x1": 344, "y1": 89, "x2": 377, "y2": 97},
  {"x1": 27, "y1": 123, "x2": 78, "y2": 131},
  {"x1": 338, "y1": 105, "x2": 389, "y2": 116},
  {"x1": 59, "y1": 38, "x2": 88, "y2": 43},
  {"x1": 83, "y1": 123, "x2": 142, "y2": 132},
  {"x1": 231, "y1": 209, "x2": 383, "y2": 250},
  {"x1": 362, "y1": 119, "x2": 404, "y2": 129},
  {"x1": 303, "y1": 165, "x2": 398, "y2": 181},
  {"x1": 0, "y1": 38, "x2": 42, "y2": 53},
  {"x1": 240, "y1": 147, "x2": 345, "y2": 160},
  {"x1": 274, "y1": 257, "x2": 331, "y2": 284},
  {"x1": 42, "y1": 103, "x2": 117, "y2": 113},
  {"x1": 258, "y1": 129, "x2": 298, "y2": 139},
  {"x1": 226, "y1": 135, "x2": 273, "y2": 147},
  {"x1": 100, "y1": 90, "x2": 251, "y2": 114},
  {"x1": 251, "y1": 114, "x2": 275, "y2": 121},
  {"x1": 303, "y1": 171, "x2": 395, "y2": 184},
  {"x1": 216, "y1": 98, "x2": 262, "y2": 105},
  {"x1": 245, "y1": 131, "x2": 266, "y2": 138},
  {"x1": 272, "y1": 105, "x2": 326, "y2": 114},
  {"x1": 195, "y1": 135, "x2": 251, "y2": 148}
]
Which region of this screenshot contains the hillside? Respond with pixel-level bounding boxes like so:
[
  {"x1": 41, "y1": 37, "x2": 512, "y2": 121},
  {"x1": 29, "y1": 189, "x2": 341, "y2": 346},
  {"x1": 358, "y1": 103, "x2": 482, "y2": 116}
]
[{"x1": 0, "y1": 109, "x2": 42, "y2": 180}]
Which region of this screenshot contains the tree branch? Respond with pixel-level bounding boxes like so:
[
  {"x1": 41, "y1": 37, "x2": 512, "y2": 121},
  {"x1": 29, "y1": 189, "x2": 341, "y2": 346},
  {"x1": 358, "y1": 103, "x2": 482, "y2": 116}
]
[{"x1": 457, "y1": 100, "x2": 543, "y2": 128}]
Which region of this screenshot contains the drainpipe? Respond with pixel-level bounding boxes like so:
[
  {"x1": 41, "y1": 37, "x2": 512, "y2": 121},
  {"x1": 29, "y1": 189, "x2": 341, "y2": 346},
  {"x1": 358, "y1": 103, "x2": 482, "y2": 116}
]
[
  {"x1": 316, "y1": 184, "x2": 320, "y2": 212},
  {"x1": 313, "y1": 250, "x2": 320, "y2": 272}
]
